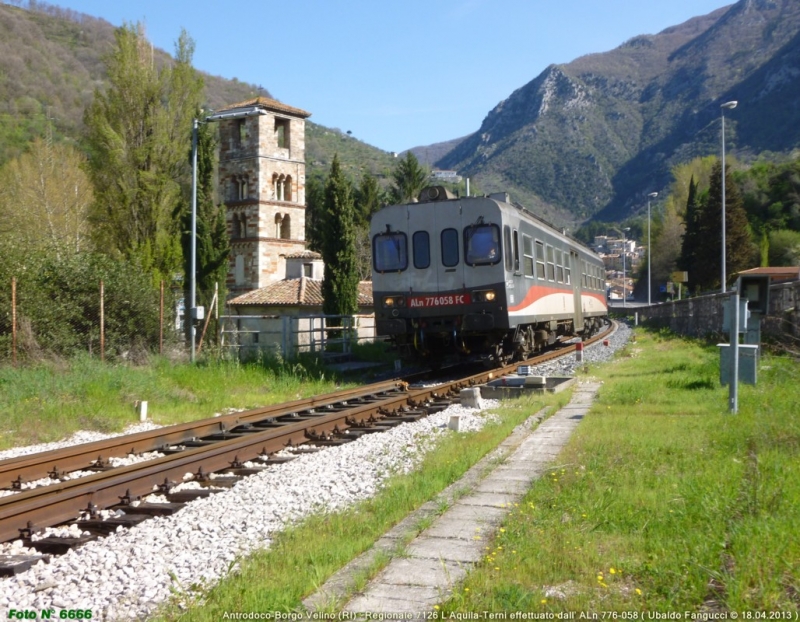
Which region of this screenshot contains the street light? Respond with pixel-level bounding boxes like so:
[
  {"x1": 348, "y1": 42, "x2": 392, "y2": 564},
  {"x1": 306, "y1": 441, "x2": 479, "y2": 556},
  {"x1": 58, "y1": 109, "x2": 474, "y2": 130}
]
[
  {"x1": 647, "y1": 192, "x2": 658, "y2": 306},
  {"x1": 621, "y1": 227, "x2": 630, "y2": 308},
  {"x1": 190, "y1": 106, "x2": 266, "y2": 362},
  {"x1": 720, "y1": 100, "x2": 738, "y2": 294}
]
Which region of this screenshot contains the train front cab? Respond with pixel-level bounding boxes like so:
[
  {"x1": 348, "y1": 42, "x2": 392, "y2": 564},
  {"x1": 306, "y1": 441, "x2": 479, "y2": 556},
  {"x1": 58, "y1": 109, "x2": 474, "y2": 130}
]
[{"x1": 372, "y1": 192, "x2": 509, "y2": 365}]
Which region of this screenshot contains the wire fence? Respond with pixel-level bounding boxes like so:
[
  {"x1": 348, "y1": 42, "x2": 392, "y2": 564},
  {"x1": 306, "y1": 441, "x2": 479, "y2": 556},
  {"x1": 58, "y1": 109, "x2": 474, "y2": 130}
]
[
  {"x1": 1, "y1": 274, "x2": 378, "y2": 367},
  {"x1": 0, "y1": 275, "x2": 197, "y2": 366}
]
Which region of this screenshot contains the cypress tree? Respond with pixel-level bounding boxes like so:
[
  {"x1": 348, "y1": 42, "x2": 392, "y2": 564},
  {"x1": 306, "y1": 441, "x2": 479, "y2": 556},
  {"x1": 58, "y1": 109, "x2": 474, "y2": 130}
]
[
  {"x1": 693, "y1": 161, "x2": 756, "y2": 292},
  {"x1": 321, "y1": 154, "x2": 359, "y2": 325},
  {"x1": 679, "y1": 176, "x2": 701, "y2": 290}
]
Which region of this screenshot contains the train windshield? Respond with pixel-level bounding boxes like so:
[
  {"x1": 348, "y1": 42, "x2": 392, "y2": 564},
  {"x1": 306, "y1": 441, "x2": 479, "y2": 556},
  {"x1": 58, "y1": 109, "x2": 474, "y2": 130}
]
[
  {"x1": 373, "y1": 232, "x2": 408, "y2": 272},
  {"x1": 464, "y1": 223, "x2": 501, "y2": 266}
]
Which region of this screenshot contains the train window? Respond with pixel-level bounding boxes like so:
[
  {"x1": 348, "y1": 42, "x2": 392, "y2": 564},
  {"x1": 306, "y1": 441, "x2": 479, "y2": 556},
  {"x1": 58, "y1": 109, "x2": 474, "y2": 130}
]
[
  {"x1": 581, "y1": 260, "x2": 587, "y2": 288},
  {"x1": 556, "y1": 250, "x2": 564, "y2": 283},
  {"x1": 546, "y1": 245, "x2": 555, "y2": 281},
  {"x1": 504, "y1": 226, "x2": 513, "y2": 272},
  {"x1": 522, "y1": 235, "x2": 534, "y2": 277},
  {"x1": 566, "y1": 252, "x2": 574, "y2": 285},
  {"x1": 535, "y1": 241, "x2": 545, "y2": 279},
  {"x1": 413, "y1": 231, "x2": 430, "y2": 269},
  {"x1": 441, "y1": 228, "x2": 459, "y2": 267},
  {"x1": 373, "y1": 232, "x2": 408, "y2": 272},
  {"x1": 513, "y1": 230, "x2": 520, "y2": 273},
  {"x1": 464, "y1": 224, "x2": 501, "y2": 266}
]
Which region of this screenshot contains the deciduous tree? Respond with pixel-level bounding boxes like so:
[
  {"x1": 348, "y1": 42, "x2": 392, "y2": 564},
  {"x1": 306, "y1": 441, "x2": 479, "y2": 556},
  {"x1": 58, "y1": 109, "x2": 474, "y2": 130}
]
[
  {"x1": 0, "y1": 137, "x2": 92, "y2": 257},
  {"x1": 84, "y1": 24, "x2": 203, "y2": 283}
]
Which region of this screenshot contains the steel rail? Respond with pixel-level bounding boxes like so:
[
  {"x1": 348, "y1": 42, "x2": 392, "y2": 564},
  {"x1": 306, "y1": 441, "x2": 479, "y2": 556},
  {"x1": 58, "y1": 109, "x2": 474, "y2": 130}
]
[
  {"x1": 0, "y1": 379, "x2": 410, "y2": 489},
  {"x1": 0, "y1": 321, "x2": 614, "y2": 544}
]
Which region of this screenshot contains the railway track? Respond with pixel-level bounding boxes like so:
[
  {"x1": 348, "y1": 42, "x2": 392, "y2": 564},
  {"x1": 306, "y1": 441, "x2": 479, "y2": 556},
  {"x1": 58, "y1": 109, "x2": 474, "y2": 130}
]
[{"x1": 0, "y1": 322, "x2": 614, "y2": 572}]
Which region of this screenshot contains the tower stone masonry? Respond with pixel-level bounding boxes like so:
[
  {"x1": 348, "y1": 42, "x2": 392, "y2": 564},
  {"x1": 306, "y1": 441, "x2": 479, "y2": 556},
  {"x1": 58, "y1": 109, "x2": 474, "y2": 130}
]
[{"x1": 216, "y1": 96, "x2": 312, "y2": 297}]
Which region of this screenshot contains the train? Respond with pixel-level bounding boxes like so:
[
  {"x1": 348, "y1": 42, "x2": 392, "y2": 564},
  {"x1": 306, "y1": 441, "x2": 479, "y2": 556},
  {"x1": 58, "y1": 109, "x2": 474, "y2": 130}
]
[{"x1": 370, "y1": 186, "x2": 608, "y2": 367}]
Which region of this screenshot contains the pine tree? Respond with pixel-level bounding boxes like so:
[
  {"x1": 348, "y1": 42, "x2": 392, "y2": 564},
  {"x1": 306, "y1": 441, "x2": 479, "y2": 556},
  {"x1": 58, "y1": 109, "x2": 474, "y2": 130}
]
[
  {"x1": 390, "y1": 152, "x2": 428, "y2": 203},
  {"x1": 355, "y1": 171, "x2": 384, "y2": 227},
  {"x1": 321, "y1": 154, "x2": 359, "y2": 325}
]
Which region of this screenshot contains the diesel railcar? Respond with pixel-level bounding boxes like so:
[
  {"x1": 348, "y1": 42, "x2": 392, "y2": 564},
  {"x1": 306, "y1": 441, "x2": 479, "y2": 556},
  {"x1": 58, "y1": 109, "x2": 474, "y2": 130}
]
[{"x1": 371, "y1": 186, "x2": 608, "y2": 367}]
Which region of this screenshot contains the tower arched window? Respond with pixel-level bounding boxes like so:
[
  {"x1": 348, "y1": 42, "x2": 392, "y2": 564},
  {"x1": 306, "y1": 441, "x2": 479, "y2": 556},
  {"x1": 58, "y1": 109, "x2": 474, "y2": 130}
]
[
  {"x1": 280, "y1": 214, "x2": 291, "y2": 239},
  {"x1": 284, "y1": 175, "x2": 293, "y2": 202},
  {"x1": 275, "y1": 213, "x2": 283, "y2": 238}
]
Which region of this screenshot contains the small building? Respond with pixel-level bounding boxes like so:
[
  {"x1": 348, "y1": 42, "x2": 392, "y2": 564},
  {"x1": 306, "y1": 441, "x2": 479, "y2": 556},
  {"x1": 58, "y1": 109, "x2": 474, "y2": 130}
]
[
  {"x1": 735, "y1": 266, "x2": 800, "y2": 284},
  {"x1": 430, "y1": 170, "x2": 462, "y2": 183},
  {"x1": 226, "y1": 252, "x2": 375, "y2": 360}
]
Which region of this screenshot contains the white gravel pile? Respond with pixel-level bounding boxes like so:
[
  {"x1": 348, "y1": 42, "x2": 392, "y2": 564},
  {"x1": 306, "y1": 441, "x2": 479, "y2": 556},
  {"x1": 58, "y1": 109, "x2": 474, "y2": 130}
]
[
  {"x1": 0, "y1": 323, "x2": 631, "y2": 620},
  {"x1": 0, "y1": 401, "x2": 499, "y2": 620}
]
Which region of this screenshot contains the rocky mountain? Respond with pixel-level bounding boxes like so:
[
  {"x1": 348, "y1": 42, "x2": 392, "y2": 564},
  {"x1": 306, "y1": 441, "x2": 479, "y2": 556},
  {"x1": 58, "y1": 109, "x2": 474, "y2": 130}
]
[{"x1": 436, "y1": 0, "x2": 800, "y2": 227}]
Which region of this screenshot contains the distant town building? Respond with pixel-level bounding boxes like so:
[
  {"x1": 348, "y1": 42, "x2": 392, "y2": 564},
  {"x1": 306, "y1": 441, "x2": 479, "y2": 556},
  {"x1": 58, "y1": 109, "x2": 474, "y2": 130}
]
[{"x1": 430, "y1": 170, "x2": 462, "y2": 183}]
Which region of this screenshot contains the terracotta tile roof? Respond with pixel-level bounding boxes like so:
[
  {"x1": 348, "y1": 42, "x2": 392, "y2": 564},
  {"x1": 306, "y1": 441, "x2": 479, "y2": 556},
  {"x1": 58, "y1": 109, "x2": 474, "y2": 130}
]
[
  {"x1": 284, "y1": 250, "x2": 322, "y2": 259},
  {"x1": 217, "y1": 96, "x2": 311, "y2": 119},
  {"x1": 738, "y1": 266, "x2": 800, "y2": 281},
  {"x1": 228, "y1": 279, "x2": 373, "y2": 307}
]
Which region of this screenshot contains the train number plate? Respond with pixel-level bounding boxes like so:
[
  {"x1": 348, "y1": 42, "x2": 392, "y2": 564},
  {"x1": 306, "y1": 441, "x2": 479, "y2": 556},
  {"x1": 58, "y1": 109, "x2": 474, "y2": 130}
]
[{"x1": 408, "y1": 294, "x2": 471, "y2": 308}]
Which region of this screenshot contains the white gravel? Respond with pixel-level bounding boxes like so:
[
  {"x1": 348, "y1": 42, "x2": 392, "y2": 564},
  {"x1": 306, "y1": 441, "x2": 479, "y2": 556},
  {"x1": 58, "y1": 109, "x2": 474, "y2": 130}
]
[{"x1": 0, "y1": 321, "x2": 631, "y2": 621}]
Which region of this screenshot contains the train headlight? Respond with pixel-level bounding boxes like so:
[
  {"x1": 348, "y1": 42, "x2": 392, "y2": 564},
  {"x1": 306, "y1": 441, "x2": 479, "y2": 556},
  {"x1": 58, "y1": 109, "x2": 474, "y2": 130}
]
[
  {"x1": 383, "y1": 296, "x2": 405, "y2": 308},
  {"x1": 474, "y1": 289, "x2": 496, "y2": 302}
]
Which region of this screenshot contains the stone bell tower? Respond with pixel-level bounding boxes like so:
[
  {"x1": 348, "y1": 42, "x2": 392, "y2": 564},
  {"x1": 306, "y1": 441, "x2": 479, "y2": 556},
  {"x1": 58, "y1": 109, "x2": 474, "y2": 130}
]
[{"x1": 216, "y1": 96, "x2": 311, "y2": 297}]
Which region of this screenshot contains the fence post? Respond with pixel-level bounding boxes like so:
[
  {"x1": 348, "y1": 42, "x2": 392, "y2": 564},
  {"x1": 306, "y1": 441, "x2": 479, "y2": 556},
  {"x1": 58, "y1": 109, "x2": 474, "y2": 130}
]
[
  {"x1": 159, "y1": 280, "x2": 164, "y2": 355},
  {"x1": 99, "y1": 279, "x2": 105, "y2": 362},
  {"x1": 11, "y1": 277, "x2": 17, "y2": 367}
]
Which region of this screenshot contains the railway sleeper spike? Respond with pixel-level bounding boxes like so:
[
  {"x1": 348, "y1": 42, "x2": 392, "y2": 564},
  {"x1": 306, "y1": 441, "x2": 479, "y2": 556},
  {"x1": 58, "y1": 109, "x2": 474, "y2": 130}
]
[
  {"x1": 19, "y1": 521, "x2": 40, "y2": 540},
  {"x1": 48, "y1": 466, "x2": 67, "y2": 481},
  {"x1": 118, "y1": 489, "x2": 141, "y2": 506},
  {"x1": 195, "y1": 466, "x2": 209, "y2": 482},
  {"x1": 156, "y1": 478, "x2": 176, "y2": 493},
  {"x1": 92, "y1": 455, "x2": 108, "y2": 468},
  {"x1": 12, "y1": 475, "x2": 23, "y2": 490},
  {"x1": 229, "y1": 455, "x2": 245, "y2": 469}
]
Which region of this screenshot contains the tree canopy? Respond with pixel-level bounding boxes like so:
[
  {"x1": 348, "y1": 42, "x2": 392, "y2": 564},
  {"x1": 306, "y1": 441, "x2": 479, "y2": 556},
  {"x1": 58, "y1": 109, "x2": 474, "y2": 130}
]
[{"x1": 83, "y1": 24, "x2": 203, "y2": 283}]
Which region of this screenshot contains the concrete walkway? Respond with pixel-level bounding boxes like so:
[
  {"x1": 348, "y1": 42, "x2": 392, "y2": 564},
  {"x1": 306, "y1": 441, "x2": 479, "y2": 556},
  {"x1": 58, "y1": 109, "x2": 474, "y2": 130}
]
[{"x1": 302, "y1": 381, "x2": 601, "y2": 616}]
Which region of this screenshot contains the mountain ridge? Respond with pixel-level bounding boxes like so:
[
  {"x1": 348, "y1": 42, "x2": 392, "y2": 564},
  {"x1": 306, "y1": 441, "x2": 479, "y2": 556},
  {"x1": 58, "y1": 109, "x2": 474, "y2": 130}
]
[{"x1": 434, "y1": 0, "x2": 800, "y2": 226}]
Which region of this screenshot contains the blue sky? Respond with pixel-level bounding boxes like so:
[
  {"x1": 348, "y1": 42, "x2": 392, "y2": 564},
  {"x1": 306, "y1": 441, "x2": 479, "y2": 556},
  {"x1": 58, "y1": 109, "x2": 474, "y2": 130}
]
[{"x1": 47, "y1": 0, "x2": 734, "y2": 153}]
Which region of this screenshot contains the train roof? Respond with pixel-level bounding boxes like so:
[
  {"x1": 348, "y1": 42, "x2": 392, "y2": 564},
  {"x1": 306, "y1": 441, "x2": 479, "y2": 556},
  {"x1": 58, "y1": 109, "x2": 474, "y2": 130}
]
[{"x1": 396, "y1": 186, "x2": 601, "y2": 260}]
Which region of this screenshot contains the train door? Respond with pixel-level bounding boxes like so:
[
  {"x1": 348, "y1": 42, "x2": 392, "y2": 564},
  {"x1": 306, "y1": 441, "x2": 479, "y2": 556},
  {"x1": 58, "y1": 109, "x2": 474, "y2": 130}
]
[
  {"x1": 571, "y1": 251, "x2": 584, "y2": 330},
  {"x1": 431, "y1": 200, "x2": 465, "y2": 294}
]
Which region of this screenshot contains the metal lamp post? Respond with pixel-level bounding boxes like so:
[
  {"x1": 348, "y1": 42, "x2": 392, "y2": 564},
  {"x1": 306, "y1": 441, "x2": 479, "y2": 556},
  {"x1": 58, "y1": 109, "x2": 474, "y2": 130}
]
[
  {"x1": 622, "y1": 227, "x2": 630, "y2": 308},
  {"x1": 647, "y1": 192, "x2": 658, "y2": 306},
  {"x1": 189, "y1": 106, "x2": 266, "y2": 362},
  {"x1": 720, "y1": 100, "x2": 738, "y2": 294}
]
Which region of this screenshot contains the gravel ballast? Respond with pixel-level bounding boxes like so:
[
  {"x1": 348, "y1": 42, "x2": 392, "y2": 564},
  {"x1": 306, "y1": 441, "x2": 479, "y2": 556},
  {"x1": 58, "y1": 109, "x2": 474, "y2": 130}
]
[{"x1": 0, "y1": 322, "x2": 630, "y2": 620}]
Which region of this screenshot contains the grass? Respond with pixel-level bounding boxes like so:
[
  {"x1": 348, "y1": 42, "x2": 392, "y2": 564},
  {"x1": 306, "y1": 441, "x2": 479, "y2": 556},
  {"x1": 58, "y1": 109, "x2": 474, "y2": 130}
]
[
  {"x1": 441, "y1": 329, "x2": 800, "y2": 613},
  {"x1": 4, "y1": 328, "x2": 798, "y2": 616},
  {"x1": 0, "y1": 352, "x2": 346, "y2": 450}
]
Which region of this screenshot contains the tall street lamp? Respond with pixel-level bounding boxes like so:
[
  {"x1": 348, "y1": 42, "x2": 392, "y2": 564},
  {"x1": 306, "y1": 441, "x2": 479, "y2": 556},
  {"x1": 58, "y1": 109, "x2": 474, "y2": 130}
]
[
  {"x1": 647, "y1": 192, "x2": 658, "y2": 306},
  {"x1": 622, "y1": 227, "x2": 630, "y2": 308},
  {"x1": 190, "y1": 106, "x2": 266, "y2": 362},
  {"x1": 720, "y1": 100, "x2": 738, "y2": 294}
]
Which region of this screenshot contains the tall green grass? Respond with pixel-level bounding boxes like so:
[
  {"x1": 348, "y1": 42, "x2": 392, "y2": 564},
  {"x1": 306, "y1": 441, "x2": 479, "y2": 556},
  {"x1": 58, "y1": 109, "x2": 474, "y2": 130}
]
[
  {"x1": 0, "y1": 353, "x2": 341, "y2": 450},
  {"x1": 444, "y1": 330, "x2": 800, "y2": 613}
]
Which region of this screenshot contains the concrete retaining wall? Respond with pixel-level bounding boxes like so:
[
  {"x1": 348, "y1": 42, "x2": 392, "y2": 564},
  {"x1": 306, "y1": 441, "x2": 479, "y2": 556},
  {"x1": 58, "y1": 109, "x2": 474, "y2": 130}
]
[{"x1": 628, "y1": 281, "x2": 800, "y2": 342}]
